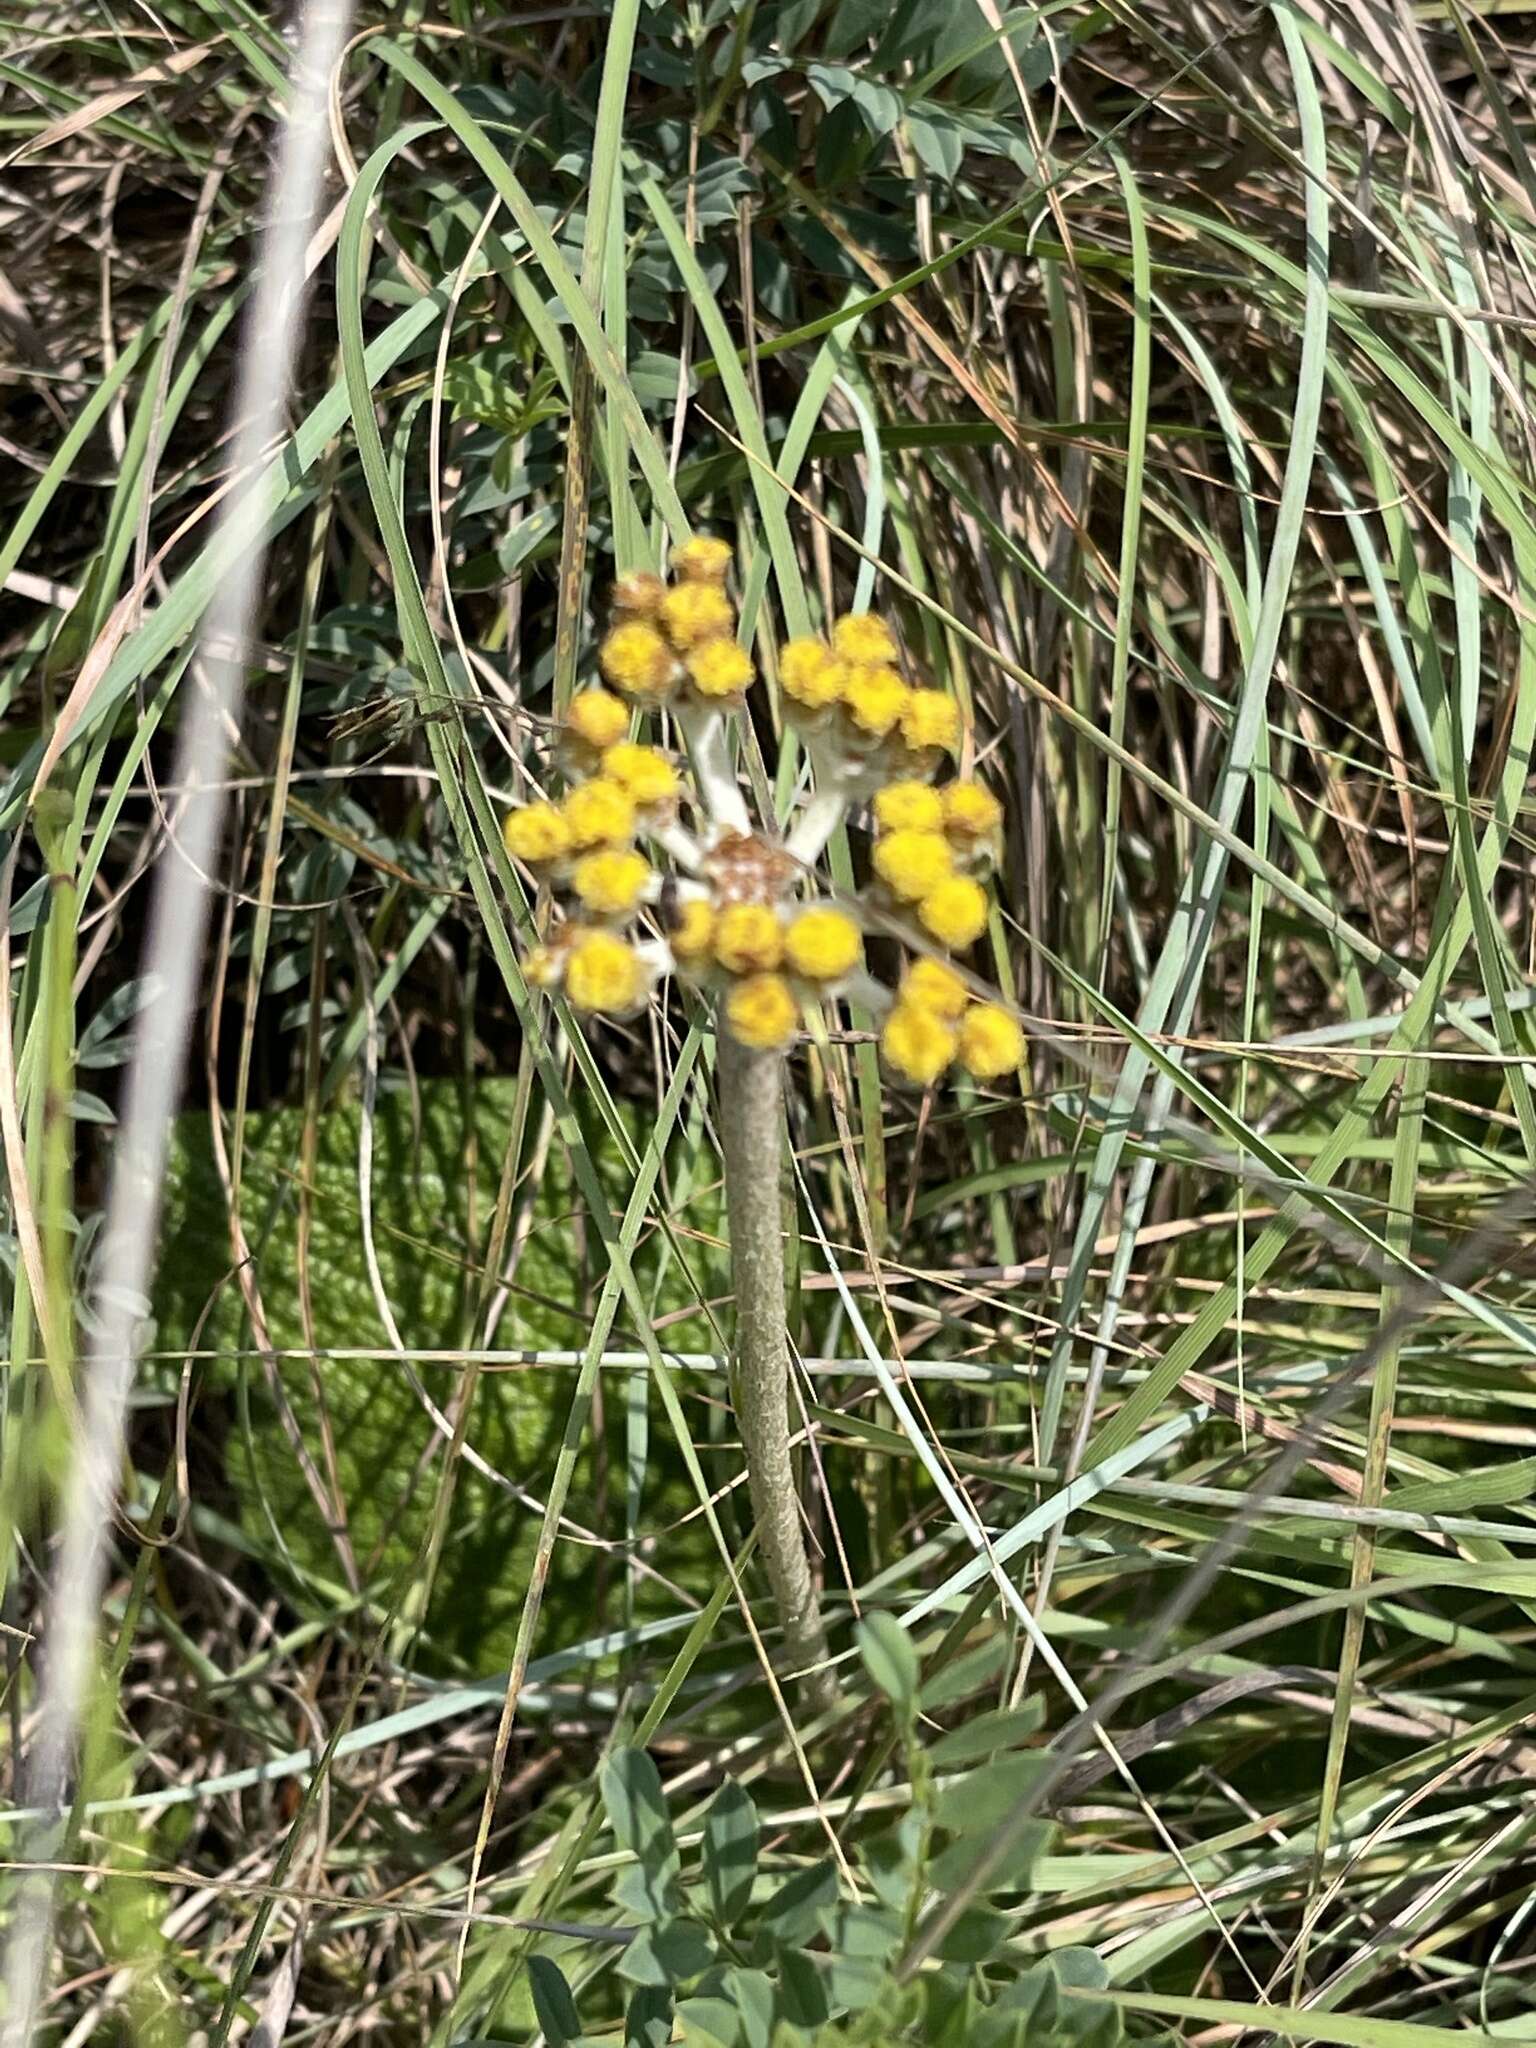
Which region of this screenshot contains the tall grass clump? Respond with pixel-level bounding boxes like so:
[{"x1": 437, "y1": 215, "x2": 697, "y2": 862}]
[{"x1": 5, "y1": 0, "x2": 1536, "y2": 2043}]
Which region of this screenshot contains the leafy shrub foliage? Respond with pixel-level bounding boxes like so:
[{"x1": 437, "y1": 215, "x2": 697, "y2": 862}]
[{"x1": 519, "y1": 1620, "x2": 1168, "y2": 2048}]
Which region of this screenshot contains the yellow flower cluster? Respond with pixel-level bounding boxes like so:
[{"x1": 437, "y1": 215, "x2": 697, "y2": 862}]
[
  {"x1": 666, "y1": 896, "x2": 865, "y2": 1050},
  {"x1": 880, "y1": 957, "x2": 1024, "y2": 1086},
  {"x1": 597, "y1": 545, "x2": 754, "y2": 707},
  {"x1": 504, "y1": 686, "x2": 688, "y2": 1016},
  {"x1": 868, "y1": 771, "x2": 1003, "y2": 954},
  {"x1": 777, "y1": 612, "x2": 961, "y2": 772},
  {"x1": 500, "y1": 565, "x2": 1022, "y2": 1080}
]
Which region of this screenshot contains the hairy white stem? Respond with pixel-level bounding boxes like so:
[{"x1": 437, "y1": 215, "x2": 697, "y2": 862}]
[
  {"x1": 651, "y1": 819, "x2": 706, "y2": 873},
  {"x1": 1, "y1": 6, "x2": 354, "y2": 2040},
  {"x1": 716, "y1": 1034, "x2": 836, "y2": 1711},
  {"x1": 842, "y1": 969, "x2": 894, "y2": 1017},
  {"x1": 784, "y1": 782, "x2": 851, "y2": 868},
  {"x1": 678, "y1": 705, "x2": 750, "y2": 836}
]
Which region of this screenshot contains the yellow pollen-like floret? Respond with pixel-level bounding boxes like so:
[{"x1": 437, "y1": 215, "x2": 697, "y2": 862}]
[
  {"x1": 668, "y1": 898, "x2": 715, "y2": 964},
  {"x1": 873, "y1": 781, "x2": 944, "y2": 834},
  {"x1": 901, "y1": 689, "x2": 962, "y2": 755},
  {"x1": 572, "y1": 848, "x2": 652, "y2": 919},
  {"x1": 566, "y1": 689, "x2": 631, "y2": 752},
  {"x1": 842, "y1": 665, "x2": 908, "y2": 738},
  {"x1": 503, "y1": 802, "x2": 572, "y2": 866},
  {"x1": 561, "y1": 777, "x2": 636, "y2": 850},
  {"x1": 832, "y1": 612, "x2": 898, "y2": 666},
  {"x1": 959, "y1": 1002, "x2": 1024, "y2": 1078},
  {"x1": 881, "y1": 1003, "x2": 957, "y2": 1085},
  {"x1": 565, "y1": 930, "x2": 645, "y2": 1014},
  {"x1": 659, "y1": 581, "x2": 735, "y2": 649},
  {"x1": 725, "y1": 973, "x2": 798, "y2": 1050},
  {"x1": 599, "y1": 621, "x2": 677, "y2": 700},
  {"x1": 672, "y1": 536, "x2": 734, "y2": 582},
  {"x1": 784, "y1": 907, "x2": 862, "y2": 982},
  {"x1": 873, "y1": 829, "x2": 954, "y2": 903},
  {"x1": 611, "y1": 571, "x2": 666, "y2": 616},
  {"x1": 779, "y1": 639, "x2": 845, "y2": 710},
  {"x1": 943, "y1": 780, "x2": 1003, "y2": 840},
  {"x1": 713, "y1": 902, "x2": 784, "y2": 975},
  {"x1": 919, "y1": 876, "x2": 989, "y2": 949},
  {"x1": 686, "y1": 638, "x2": 755, "y2": 699},
  {"x1": 902, "y1": 957, "x2": 969, "y2": 1020},
  {"x1": 601, "y1": 742, "x2": 680, "y2": 807}
]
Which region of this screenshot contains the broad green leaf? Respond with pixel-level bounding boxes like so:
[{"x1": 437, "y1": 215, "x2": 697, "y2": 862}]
[
  {"x1": 756, "y1": 1861, "x2": 839, "y2": 1948},
  {"x1": 617, "y1": 1919, "x2": 715, "y2": 1989},
  {"x1": 701, "y1": 1782, "x2": 758, "y2": 1928},
  {"x1": 624, "y1": 1984, "x2": 674, "y2": 2048},
  {"x1": 856, "y1": 1610, "x2": 919, "y2": 1709},
  {"x1": 601, "y1": 1748, "x2": 678, "y2": 1870},
  {"x1": 934, "y1": 1753, "x2": 1051, "y2": 1834},
  {"x1": 929, "y1": 1701, "x2": 1044, "y2": 1765},
  {"x1": 527, "y1": 1956, "x2": 581, "y2": 2047}
]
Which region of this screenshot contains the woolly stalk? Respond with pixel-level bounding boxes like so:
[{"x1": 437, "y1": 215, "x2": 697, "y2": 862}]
[{"x1": 716, "y1": 1032, "x2": 835, "y2": 1712}]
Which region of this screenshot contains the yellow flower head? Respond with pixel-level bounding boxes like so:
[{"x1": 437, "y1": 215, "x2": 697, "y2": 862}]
[
  {"x1": 780, "y1": 638, "x2": 845, "y2": 710},
  {"x1": 668, "y1": 898, "x2": 715, "y2": 964},
  {"x1": 503, "y1": 801, "x2": 572, "y2": 867},
  {"x1": 784, "y1": 907, "x2": 862, "y2": 982},
  {"x1": 572, "y1": 848, "x2": 652, "y2": 919},
  {"x1": 873, "y1": 829, "x2": 954, "y2": 904},
  {"x1": 601, "y1": 742, "x2": 680, "y2": 808},
  {"x1": 901, "y1": 689, "x2": 961, "y2": 756},
  {"x1": 919, "y1": 875, "x2": 988, "y2": 949},
  {"x1": 659, "y1": 581, "x2": 735, "y2": 649},
  {"x1": 686, "y1": 638, "x2": 755, "y2": 700},
  {"x1": 842, "y1": 665, "x2": 908, "y2": 739},
  {"x1": 566, "y1": 688, "x2": 631, "y2": 752},
  {"x1": 832, "y1": 612, "x2": 898, "y2": 666},
  {"x1": 713, "y1": 902, "x2": 784, "y2": 975},
  {"x1": 561, "y1": 777, "x2": 636, "y2": 850},
  {"x1": 873, "y1": 780, "x2": 944, "y2": 835},
  {"x1": 958, "y1": 1001, "x2": 1023, "y2": 1078},
  {"x1": 672, "y1": 536, "x2": 734, "y2": 582},
  {"x1": 943, "y1": 780, "x2": 1003, "y2": 842},
  {"x1": 725, "y1": 973, "x2": 799, "y2": 1050},
  {"x1": 611, "y1": 571, "x2": 666, "y2": 617},
  {"x1": 599, "y1": 621, "x2": 678, "y2": 700},
  {"x1": 565, "y1": 930, "x2": 645, "y2": 1014},
  {"x1": 881, "y1": 1003, "x2": 957, "y2": 1085},
  {"x1": 902, "y1": 957, "x2": 968, "y2": 1021}
]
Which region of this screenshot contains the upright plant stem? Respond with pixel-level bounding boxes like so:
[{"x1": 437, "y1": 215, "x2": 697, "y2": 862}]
[{"x1": 717, "y1": 1033, "x2": 835, "y2": 1712}]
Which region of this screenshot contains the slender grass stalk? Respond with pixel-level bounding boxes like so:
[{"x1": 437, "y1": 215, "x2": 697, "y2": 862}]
[
  {"x1": 716, "y1": 1033, "x2": 835, "y2": 1713},
  {"x1": 0, "y1": 5, "x2": 353, "y2": 2040}
]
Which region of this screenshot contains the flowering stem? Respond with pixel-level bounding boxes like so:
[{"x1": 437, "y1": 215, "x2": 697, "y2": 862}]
[
  {"x1": 717, "y1": 1032, "x2": 837, "y2": 1712},
  {"x1": 784, "y1": 786, "x2": 849, "y2": 870},
  {"x1": 678, "y1": 705, "x2": 751, "y2": 836}
]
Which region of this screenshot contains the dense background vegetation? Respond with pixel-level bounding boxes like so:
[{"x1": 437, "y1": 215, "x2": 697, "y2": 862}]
[{"x1": 6, "y1": 0, "x2": 1536, "y2": 2040}]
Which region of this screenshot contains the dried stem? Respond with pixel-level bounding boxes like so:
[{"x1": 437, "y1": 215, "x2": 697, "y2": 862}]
[{"x1": 716, "y1": 1032, "x2": 836, "y2": 1713}]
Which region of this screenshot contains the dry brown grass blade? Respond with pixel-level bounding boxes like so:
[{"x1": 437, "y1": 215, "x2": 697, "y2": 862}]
[{"x1": 0, "y1": 39, "x2": 227, "y2": 170}]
